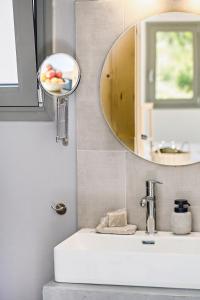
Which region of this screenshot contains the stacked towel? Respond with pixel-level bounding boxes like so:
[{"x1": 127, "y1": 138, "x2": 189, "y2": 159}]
[
  {"x1": 107, "y1": 209, "x2": 127, "y2": 227},
  {"x1": 96, "y1": 208, "x2": 137, "y2": 235}
]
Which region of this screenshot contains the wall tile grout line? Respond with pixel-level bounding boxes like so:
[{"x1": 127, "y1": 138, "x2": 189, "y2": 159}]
[{"x1": 124, "y1": 151, "x2": 127, "y2": 209}]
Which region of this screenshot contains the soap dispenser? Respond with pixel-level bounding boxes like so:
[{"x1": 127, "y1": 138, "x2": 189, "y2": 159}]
[{"x1": 171, "y1": 200, "x2": 192, "y2": 235}]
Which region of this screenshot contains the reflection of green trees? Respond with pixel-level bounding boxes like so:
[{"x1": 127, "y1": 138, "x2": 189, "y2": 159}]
[
  {"x1": 156, "y1": 31, "x2": 193, "y2": 99},
  {"x1": 177, "y1": 67, "x2": 193, "y2": 92}
]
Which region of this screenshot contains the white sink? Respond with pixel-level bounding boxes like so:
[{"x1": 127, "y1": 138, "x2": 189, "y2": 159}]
[{"x1": 54, "y1": 229, "x2": 200, "y2": 289}]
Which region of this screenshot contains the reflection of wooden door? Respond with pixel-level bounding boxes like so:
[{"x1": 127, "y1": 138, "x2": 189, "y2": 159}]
[
  {"x1": 101, "y1": 27, "x2": 136, "y2": 150},
  {"x1": 111, "y1": 27, "x2": 136, "y2": 150},
  {"x1": 101, "y1": 54, "x2": 112, "y2": 125}
]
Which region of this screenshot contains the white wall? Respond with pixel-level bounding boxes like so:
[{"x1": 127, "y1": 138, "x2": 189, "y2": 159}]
[{"x1": 0, "y1": 1, "x2": 77, "y2": 300}]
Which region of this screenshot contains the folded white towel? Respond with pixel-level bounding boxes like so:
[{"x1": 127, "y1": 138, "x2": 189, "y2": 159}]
[
  {"x1": 96, "y1": 224, "x2": 137, "y2": 235},
  {"x1": 96, "y1": 208, "x2": 137, "y2": 235},
  {"x1": 107, "y1": 208, "x2": 127, "y2": 227}
]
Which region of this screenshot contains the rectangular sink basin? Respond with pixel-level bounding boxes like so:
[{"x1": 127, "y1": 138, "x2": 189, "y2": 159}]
[{"x1": 54, "y1": 229, "x2": 200, "y2": 289}]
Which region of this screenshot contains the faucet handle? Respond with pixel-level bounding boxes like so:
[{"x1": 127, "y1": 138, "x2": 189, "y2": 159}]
[
  {"x1": 140, "y1": 197, "x2": 147, "y2": 207},
  {"x1": 155, "y1": 180, "x2": 163, "y2": 184}
]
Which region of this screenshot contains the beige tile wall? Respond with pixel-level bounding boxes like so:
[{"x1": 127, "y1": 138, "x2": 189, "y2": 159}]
[{"x1": 76, "y1": 0, "x2": 200, "y2": 231}]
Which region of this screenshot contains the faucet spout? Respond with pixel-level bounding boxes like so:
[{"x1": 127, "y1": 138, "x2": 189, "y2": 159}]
[{"x1": 140, "y1": 180, "x2": 163, "y2": 234}]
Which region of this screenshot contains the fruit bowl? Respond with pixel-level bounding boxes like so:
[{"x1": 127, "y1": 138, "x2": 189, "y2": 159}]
[
  {"x1": 40, "y1": 64, "x2": 67, "y2": 94},
  {"x1": 42, "y1": 81, "x2": 65, "y2": 93}
]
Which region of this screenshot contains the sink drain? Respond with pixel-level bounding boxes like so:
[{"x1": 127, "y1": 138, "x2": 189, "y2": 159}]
[{"x1": 142, "y1": 240, "x2": 155, "y2": 245}]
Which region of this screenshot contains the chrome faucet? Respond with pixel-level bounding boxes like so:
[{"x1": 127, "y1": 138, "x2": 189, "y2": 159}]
[{"x1": 140, "y1": 180, "x2": 162, "y2": 234}]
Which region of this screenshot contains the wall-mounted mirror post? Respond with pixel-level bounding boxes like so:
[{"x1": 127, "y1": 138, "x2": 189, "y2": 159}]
[
  {"x1": 56, "y1": 96, "x2": 68, "y2": 145},
  {"x1": 38, "y1": 53, "x2": 80, "y2": 145}
]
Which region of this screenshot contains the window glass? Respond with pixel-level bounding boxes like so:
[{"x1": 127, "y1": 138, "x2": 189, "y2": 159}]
[
  {"x1": 155, "y1": 31, "x2": 194, "y2": 100},
  {"x1": 0, "y1": 0, "x2": 18, "y2": 85}
]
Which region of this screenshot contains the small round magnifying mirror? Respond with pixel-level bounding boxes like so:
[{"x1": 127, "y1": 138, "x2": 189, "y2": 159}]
[
  {"x1": 39, "y1": 53, "x2": 80, "y2": 97},
  {"x1": 38, "y1": 53, "x2": 81, "y2": 145}
]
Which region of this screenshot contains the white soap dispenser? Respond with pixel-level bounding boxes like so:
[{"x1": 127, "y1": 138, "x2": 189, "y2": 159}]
[{"x1": 171, "y1": 199, "x2": 192, "y2": 235}]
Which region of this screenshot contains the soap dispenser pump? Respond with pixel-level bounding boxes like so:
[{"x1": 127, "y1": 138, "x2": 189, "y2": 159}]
[{"x1": 171, "y1": 200, "x2": 192, "y2": 235}]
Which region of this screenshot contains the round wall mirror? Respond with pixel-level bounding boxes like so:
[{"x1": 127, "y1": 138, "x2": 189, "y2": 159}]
[
  {"x1": 38, "y1": 53, "x2": 81, "y2": 145},
  {"x1": 39, "y1": 53, "x2": 80, "y2": 97},
  {"x1": 100, "y1": 12, "x2": 200, "y2": 166}
]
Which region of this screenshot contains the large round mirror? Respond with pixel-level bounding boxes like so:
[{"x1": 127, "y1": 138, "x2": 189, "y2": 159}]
[
  {"x1": 100, "y1": 12, "x2": 200, "y2": 166},
  {"x1": 39, "y1": 53, "x2": 80, "y2": 97}
]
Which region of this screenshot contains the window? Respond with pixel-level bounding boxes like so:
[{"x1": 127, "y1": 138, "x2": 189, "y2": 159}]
[
  {"x1": 0, "y1": 0, "x2": 18, "y2": 86},
  {"x1": 0, "y1": 0, "x2": 53, "y2": 121},
  {"x1": 146, "y1": 22, "x2": 200, "y2": 108}
]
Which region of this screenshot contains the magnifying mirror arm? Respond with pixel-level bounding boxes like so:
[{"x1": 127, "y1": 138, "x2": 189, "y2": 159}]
[{"x1": 56, "y1": 96, "x2": 69, "y2": 146}]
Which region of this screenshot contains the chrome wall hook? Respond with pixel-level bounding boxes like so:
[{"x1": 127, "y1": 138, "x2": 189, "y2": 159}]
[{"x1": 51, "y1": 203, "x2": 67, "y2": 215}]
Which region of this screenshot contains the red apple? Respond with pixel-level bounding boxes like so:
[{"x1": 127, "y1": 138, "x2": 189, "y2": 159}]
[
  {"x1": 56, "y1": 71, "x2": 63, "y2": 79},
  {"x1": 46, "y1": 70, "x2": 56, "y2": 79}
]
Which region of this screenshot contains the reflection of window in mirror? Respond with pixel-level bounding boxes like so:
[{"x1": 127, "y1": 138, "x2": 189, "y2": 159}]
[{"x1": 141, "y1": 13, "x2": 200, "y2": 108}]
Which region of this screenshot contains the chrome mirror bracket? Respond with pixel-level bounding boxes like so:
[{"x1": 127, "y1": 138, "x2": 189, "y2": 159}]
[{"x1": 56, "y1": 96, "x2": 69, "y2": 146}]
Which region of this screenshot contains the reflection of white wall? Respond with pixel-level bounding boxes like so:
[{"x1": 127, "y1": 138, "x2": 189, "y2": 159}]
[
  {"x1": 153, "y1": 109, "x2": 200, "y2": 143},
  {"x1": 141, "y1": 12, "x2": 200, "y2": 144},
  {"x1": 0, "y1": 0, "x2": 18, "y2": 84},
  {"x1": 145, "y1": 12, "x2": 200, "y2": 22},
  {"x1": 44, "y1": 53, "x2": 76, "y2": 72}
]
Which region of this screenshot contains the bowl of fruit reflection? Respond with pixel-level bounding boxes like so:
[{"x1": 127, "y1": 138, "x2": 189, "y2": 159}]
[{"x1": 40, "y1": 64, "x2": 72, "y2": 95}]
